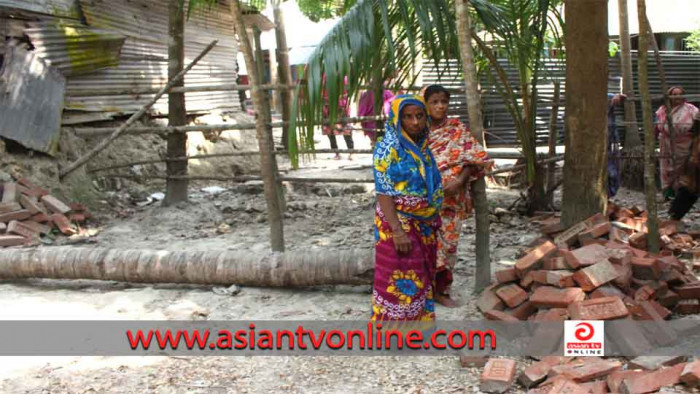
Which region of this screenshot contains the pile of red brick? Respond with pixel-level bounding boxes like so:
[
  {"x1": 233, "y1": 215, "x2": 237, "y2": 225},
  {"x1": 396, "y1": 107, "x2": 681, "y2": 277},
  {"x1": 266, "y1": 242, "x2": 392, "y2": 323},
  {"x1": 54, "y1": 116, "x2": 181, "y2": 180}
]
[
  {"x1": 472, "y1": 205, "x2": 700, "y2": 392},
  {"x1": 0, "y1": 178, "x2": 89, "y2": 247},
  {"x1": 465, "y1": 355, "x2": 700, "y2": 393}
]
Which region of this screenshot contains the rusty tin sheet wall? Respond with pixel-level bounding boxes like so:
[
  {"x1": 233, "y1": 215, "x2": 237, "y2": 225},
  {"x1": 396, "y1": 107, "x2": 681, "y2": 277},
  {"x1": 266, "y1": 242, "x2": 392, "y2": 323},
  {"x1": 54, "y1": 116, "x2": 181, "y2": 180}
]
[
  {"x1": 0, "y1": 45, "x2": 65, "y2": 154},
  {"x1": 0, "y1": 0, "x2": 80, "y2": 19},
  {"x1": 65, "y1": 0, "x2": 240, "y2": 120}
]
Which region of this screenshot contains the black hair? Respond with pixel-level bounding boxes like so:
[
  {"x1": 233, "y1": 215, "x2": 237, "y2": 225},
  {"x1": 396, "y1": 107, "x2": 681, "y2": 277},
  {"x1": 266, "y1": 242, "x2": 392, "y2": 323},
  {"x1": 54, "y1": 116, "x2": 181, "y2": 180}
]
[{"x1": 424, "y1": 85, "x2": 451, "y2": 101}]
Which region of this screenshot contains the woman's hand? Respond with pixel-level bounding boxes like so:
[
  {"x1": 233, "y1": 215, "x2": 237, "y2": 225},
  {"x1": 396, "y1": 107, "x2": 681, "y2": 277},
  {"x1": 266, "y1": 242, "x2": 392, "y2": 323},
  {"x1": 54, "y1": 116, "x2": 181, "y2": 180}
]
[
  {"x1": 443, "y1": 179, "x2": 463, "y2": 196},
  {"x1": 392, "y1": 230, "x2": 412, "y2": 254}
]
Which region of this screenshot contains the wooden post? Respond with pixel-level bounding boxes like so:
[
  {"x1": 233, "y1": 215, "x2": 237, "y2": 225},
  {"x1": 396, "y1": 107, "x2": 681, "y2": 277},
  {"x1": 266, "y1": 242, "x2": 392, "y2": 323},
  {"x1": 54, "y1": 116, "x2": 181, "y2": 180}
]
[
  {"x1": 272, "y1": 0, "x2": 293, "y2": 151},
  {"x1": 618, "y1": 0, "x2": 641, "y2": 149},
  {"x1": 231, "y1": 0, "x2": 285, "y2": 251},
  {"x1": 547, "y1": 81, "x2": 561, "y2": 196},
  {"x1": 456, "y1": 0, "x2": 491, "y2": 293},
  {"x1": 637, "y1": 0, "x2": 660, "y2": 253},
  {"x1": 59, "y1": 41, "x2": 218, "y2": 179},
  {"x1": 164, "y1": 0, "x2": 188, "y2": 205}
]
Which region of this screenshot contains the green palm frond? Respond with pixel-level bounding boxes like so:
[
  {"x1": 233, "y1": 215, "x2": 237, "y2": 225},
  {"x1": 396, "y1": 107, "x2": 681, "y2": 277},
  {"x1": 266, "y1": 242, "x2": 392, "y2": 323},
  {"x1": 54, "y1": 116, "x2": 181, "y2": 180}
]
[{"x1": 289, "y1": 0, "x2": 506, "y2": 168}]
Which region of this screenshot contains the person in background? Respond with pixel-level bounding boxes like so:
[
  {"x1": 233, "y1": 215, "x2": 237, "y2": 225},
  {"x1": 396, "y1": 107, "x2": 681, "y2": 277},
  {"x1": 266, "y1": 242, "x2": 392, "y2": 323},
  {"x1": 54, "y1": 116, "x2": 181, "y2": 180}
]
[
  {"x1": 669, "y1": 118, "x2": 700, "y2": 220},
  {"x1": 424, "y1": 85, "x2": 492, "y2": 308},
  {"x1": 655, "y1": 86, "x2": 700, "y2": 200},
  {"x1": 371, "y1": 94, "x2": 443, "y2": 325},
  {"x1": 322, "y1": 76, "x2": 355, "y2": 160},
  {"x1": 607, "y1": 93, "x2": 626, "y2": 198},
  {"x1": 358, "y1": 89, "x2": 396, "y2": 145}
]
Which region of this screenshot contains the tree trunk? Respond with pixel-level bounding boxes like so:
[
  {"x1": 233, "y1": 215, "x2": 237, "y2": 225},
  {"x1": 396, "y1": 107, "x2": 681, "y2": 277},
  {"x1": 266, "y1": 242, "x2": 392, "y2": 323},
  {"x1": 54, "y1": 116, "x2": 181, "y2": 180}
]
[
  {"x1": 618, "y1": 0, "x2": 641, "y2": 149},
  {"x1": 637, "y1": 0, "x2": 660, "y2": 253},
  {"x1": 230, "y1": 0, "x2": 285, "y2": 251},
  {"x1": 164, "y1": 0, "x2": 188, "y2": 206},
  {"x1": 0, "y1": 247, "x2": 374, "y2": 287},
  {"x1": 561, "y1": 0, "x2": 609, "y2": 228},
  {"x1": 456, "y1": 0, "x2": 490, "y2": 293},
  {"x1": 546, "y1": 81, "x2": 561, "y2": 202},
  {"x1": 272, "y1": 0, "x2": 293, "y2": 151}
]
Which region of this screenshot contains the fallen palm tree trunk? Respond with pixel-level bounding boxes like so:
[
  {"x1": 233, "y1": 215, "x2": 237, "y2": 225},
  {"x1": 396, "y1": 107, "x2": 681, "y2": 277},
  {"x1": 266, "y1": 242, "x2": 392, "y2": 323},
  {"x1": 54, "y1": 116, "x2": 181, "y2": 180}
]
[{"x1": 0, "y1": 247, "x2": 374, "y2": 287}]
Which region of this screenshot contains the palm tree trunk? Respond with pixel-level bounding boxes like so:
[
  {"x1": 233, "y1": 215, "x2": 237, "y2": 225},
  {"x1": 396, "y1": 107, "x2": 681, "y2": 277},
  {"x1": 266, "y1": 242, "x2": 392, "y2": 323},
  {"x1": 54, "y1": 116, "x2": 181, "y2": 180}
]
[
  {"x1": 456, "y1": 0, "x2": 490, "y2": 293},
  {"x1": 164, "y1": 0, "x2": 188, "y2": 205},
  {"x1": 230, "y1": 0, "x2": 285, "y2": 251},
  {"x1": 561, "y1": 0, "x2": 609, "y2": 228},
  {"x1": 637, "y1": 0, "x2": 660, "y2": 253},
  {"x1": 0, "y1": 247, "x2": 373, "y2": 287},
  {"x1": 618, "y1": 0, "x2": 641, "y2": 149},
  {"x1": 272, "y1": 0, "x2": 293, "y2": 151}
]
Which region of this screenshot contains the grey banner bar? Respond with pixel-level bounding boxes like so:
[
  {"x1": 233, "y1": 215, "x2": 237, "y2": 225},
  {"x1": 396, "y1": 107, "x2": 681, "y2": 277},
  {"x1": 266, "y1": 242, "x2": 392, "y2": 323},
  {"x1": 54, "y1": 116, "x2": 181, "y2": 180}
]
[{"x1": 0, "y1": 320, "x2": 698, "y2": 356}]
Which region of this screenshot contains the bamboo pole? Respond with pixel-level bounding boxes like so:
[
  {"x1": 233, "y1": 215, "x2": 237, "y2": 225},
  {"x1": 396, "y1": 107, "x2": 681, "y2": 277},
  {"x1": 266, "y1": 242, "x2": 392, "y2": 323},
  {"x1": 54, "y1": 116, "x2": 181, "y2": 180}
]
[
  {"x1": 618, "y1": 0, "x2": 641, "y2": 149},
  {"x1": 59, "y1": 40, "x2": 219, "y2": 179},
  {"x1": 646, "y1": 15, "x2": 678, "y2": 190},
  {"x1": 546, "y1": 81, "x2": 561, "y2": 195},
  {"x1": 456, "y1": 0, "x2": 491, "y2": 293},
  {"x1": 272, "y1": 0, "x2": 293, "y2": 150},
  {"x1": 637, "y1": 0, "x2": 660, "y2": 253}
]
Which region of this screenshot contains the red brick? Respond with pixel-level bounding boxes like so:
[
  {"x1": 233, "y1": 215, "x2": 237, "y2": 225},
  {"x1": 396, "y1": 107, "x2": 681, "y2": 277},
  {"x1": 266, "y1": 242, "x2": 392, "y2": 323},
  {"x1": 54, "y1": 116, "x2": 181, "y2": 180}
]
[
  {"x1": 480, "y1": 358, "x2": 516, "y2": 393},
  {"x1": 70, "y1": 202, "x2": 88, "y2": 212},
  {"x1": 496, "y1": 284, "x2": 529, "y2": 308},
  {"x1": 520, "y1": 358, "x2": 569, "y2": 388},
  {"x1": 658, "y1": 290, "x2": 680, "y2": 308},
  {"x1": 496, "y1": 268, "x2": 517, "y2": 284},
  {"x1": 1, "y1": 182, "x2": 18, "y2": 203},
  {"x1": 553, "y1": 222, "x2": 589, "y2": 248},
  {"x1": 590, "y1": 285, "x2": 628, "y2": 300},
  {"x1": 605, "y1": 248, "x2": 633, "y2": 266},
  {"x1": 631, "y1": 257, "x2": 662, "y2": 280},
  {"x1": 607, "y1": 202, "x2": 619, "y2": 217},
  {"x1": 658, "y1": 255, "x2": 685, "y2": 272},
  {"x1": 629, "y1": 356, "x2": 688, "y2": 371},
  {"x1": 546, "y1": 271, "x2": 577, "y2": 288},
  {"x1": 673, "y1": 233, "x2": 695, "y2": 248},
  {"x1": 460, "y1": 355, "x2": 488, "y2": 368},
  {"x1": 577, "y1": 222, "x2": 611, "y2": 244},
  {"x1": 543, "y1": 257, "x2": 570, "y2": 271},
  {"x1": 659, "y1": 220, "x2": 680, "y2": 237},
  {"x1": 520, "y1": 271, "x2": 535, "y2": 289},
  {"x1": 613, "y1": 263, "x2": 633, "y2": 290},
  {"x1": 16, "y1": 178, "x2": 48, "y2": 197},
  {"x1": 531, "y1": 287, "x2": 586, "y2": 308},
  {"x1": 532, "y1": 270, "x2": 549, "y2": 284},
  {"x1": 0, "y1": 209, "x2": 31, "y2": 223},
  {"x1": 636, "y1": 300, "x2": 671, "y2": 320},
  {"x1": 6, "y1": 220, "x2": 39, "y2": 240},
  {"x1": 478, "y1": 285, "x2": 506, "y2": 313},
  {"x1": 619, "y1": 364, "x2": 685, "y2": 394},
  {"x1": 506, "y1": 301, "x2": 537, "y2": 321},
  {"x1": 609, "y1": 226, "x2": 630, "y2": 243},
  {"x1": 484, "y1": 309, "x2": 519, "y2": 321},
  {"x1": 607, "y1": 370, "x2": 646, "y2": 393},
  {"x1": 69, "y1": 213, "x2": 86, "y2": 223},
  {"x1": 515, "y1": 241, "x2": 558, "y2": 278},
  {"x1": 579, "y1": 380, "x2": 608, "y2": 394},
  {"x1": 633, "y1": 218, "x2": 648, "y2": 233},
  {"x1": 572, "y1": 260, "x2": 619, "y2": 291},
  {"x1": 631, "y1": 205, "x2": 645, "y2": 215},
  {"x1": 681, "y1": 360, "x2": 700, "y2": 387},
  {"x1": 675, "y1": 283, "x2": 700, "y2": 299},
  {"x1": 31, "y1": 212, "x2": 50, "y2": 224},
  {"x1": 661, "y1": 269, "x2": 686, "y2": 286},
  {"x1": 629, "y1": 232, "x2": 648, "y2": 250},
  {"x1": 568, "y1": 297, "x2": 629, "y2": 320},
  {"x1": 614, "y1": 208, "x2": 635, "y2": 219},
  {"x1": 50, "y1": 213, "x2": 76, "y2": 236},
  {"x1": 0, "y1": 202, "x2": 22, "y2": 214},
  {"x1": 563, "y1": 244, "x2": 610, "y2": 269},
  {"x1": 634, "y1": 285, "x2": 656, "y2": 302},
  {"x1": 541, "y1": 219, "x2": 564, "y2": 235},
  {"x1": 19, "y1": 195, "x2": 45, "y2": 215},
  {"x1": 41, "y1": 195, "x2": 71, "y2": 214},
  {"x1": 21, "y1": 220, "x2": 51, "y2": 235},
  {"x1": 533, "y1": 378, "x2": 589, "y2": 394},
  {"x1": 676, "y1": 300, "x2": 700, "y2": 314},
  {"x1": 0, "y1": 235, "x2": 26, "y2": 247},
  {"x1": 549, "y1": 360, "x2": 622, "y2": 383}
]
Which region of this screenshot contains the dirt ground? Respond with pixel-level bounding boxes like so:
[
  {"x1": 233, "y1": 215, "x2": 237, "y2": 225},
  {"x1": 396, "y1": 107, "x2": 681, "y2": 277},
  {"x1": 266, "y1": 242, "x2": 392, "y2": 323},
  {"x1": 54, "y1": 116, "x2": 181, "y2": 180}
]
[{"x1": 1, "y1": 129, "x2": 698, "y2": 393}]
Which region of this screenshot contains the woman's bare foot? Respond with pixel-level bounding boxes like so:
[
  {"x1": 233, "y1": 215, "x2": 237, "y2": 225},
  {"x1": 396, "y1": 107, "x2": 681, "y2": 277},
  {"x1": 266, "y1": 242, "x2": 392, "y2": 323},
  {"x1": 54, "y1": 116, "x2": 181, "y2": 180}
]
[
  {"x1": 333, "y1": 153, "x2": 341, "y2": 160},
  {"x1": 435, "y1": 294, "x2": 458, "y2": 308}
]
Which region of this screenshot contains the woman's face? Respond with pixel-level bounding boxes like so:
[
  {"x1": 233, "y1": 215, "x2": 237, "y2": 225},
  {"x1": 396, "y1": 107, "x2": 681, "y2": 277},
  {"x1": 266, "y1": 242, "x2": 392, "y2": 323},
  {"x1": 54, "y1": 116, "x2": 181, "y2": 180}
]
[
  {"x1": 426, "y1": 92, "x2": 449, "y2": 121},
  {"x1": 670, "y1": 88, "x2": 684, "y2": 108},
  {"x1": 401, "y1": 104, "x2": 428, "y2": 138}
]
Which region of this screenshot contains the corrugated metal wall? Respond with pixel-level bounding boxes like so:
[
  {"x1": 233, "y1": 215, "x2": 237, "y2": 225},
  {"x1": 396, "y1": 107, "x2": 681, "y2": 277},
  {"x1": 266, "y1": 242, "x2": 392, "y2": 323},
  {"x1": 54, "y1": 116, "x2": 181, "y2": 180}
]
[
  {"x1": 423, "y1": 51, "x2": 700, "y2": 147},
  {"x1": 0, "y1": 0, "x2": 80, "y2": 19},
  {"x1": 62, "y1": 0, "x2": 240, "y2": 121}
]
